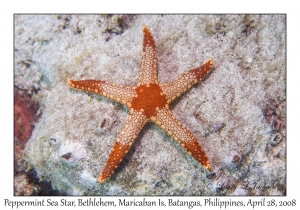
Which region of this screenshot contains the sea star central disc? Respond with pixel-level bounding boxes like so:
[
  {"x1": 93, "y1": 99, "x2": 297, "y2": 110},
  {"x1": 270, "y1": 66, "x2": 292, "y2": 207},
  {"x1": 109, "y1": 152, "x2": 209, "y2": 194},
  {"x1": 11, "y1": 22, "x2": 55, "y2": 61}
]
[{"x1": 132, "y1": 84, "x2": 168, "y2": 118}]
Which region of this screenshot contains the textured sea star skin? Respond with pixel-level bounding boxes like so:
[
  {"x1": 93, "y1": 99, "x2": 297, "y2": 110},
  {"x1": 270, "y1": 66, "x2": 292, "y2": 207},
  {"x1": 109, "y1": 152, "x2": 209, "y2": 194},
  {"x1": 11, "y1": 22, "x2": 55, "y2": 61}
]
[{"x1": 68, "y1": 26, "x2": 214, "y2": 183}]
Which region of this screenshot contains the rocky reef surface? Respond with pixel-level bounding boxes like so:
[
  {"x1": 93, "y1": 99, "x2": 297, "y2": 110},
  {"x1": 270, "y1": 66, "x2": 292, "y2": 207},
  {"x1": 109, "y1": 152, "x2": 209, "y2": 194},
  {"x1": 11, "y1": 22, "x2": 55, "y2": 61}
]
[{"x1": 15, "y1": 15, "x2": 285, "y2": 195}]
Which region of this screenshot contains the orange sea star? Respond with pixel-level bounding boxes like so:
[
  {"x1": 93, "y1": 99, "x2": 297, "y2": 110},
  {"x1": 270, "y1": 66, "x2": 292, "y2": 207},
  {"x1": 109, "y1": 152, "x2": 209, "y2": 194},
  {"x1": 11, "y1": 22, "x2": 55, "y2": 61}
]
[{"x1": 68, "y1": 25, "x2": 214, "y2": 183}]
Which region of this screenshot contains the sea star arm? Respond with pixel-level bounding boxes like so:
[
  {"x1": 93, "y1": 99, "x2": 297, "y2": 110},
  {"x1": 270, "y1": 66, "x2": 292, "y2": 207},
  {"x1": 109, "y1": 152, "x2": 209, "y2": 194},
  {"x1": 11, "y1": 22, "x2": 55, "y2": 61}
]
[
  {"x1": 68, "y1": 79, "x2": 136, "y2": 107},
  {"x1": 154, "y1": 107, "x2": 213, "y2": 171},
  {"x1": 160, "y1": 59, "x2": 214, "y2": 103},
  {"x1": 98, "y1": 110, "x2": 149, "y2": 183},
  {"x1": 138, "y1": 26, "x2": 158, "y2": 86}
]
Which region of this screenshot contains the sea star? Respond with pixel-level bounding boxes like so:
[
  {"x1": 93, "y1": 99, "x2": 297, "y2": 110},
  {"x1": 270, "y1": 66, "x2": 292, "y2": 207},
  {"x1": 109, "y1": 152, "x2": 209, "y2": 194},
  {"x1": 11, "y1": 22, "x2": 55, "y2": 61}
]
[{"x1": 68, "y1": 26, "x2": 214, "y2": 183}]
